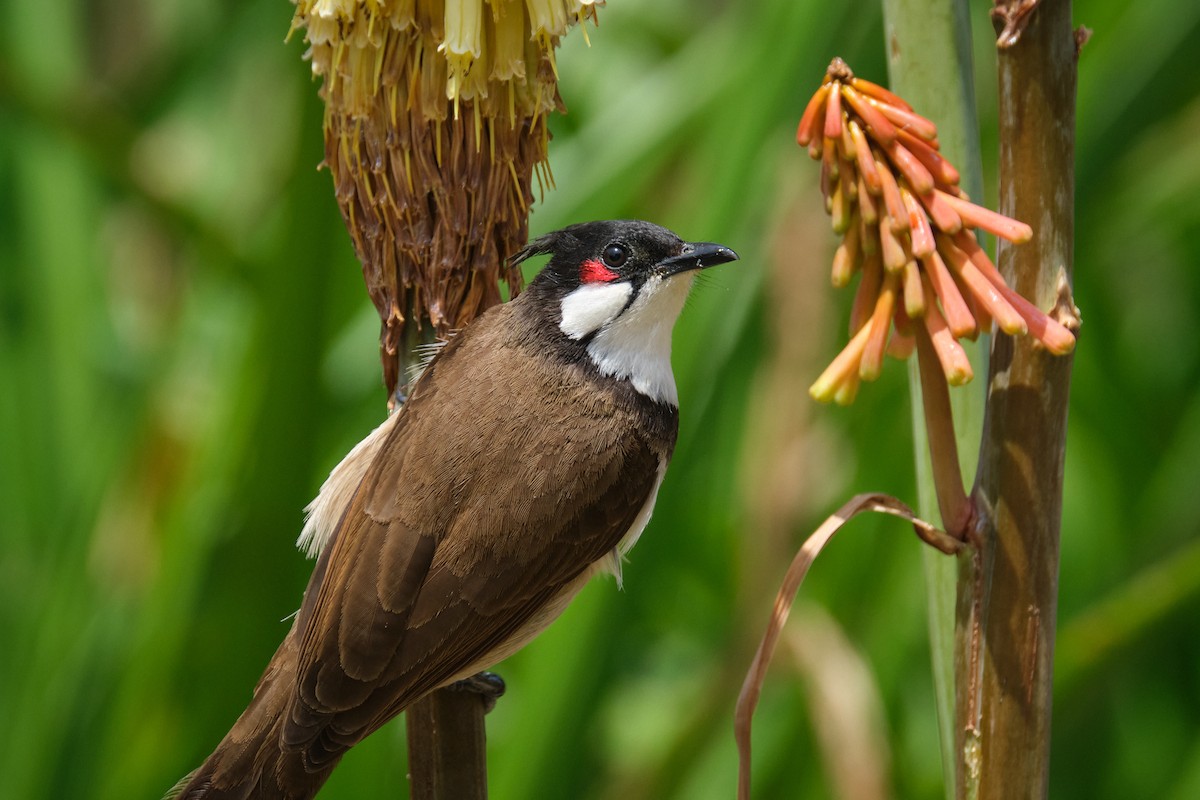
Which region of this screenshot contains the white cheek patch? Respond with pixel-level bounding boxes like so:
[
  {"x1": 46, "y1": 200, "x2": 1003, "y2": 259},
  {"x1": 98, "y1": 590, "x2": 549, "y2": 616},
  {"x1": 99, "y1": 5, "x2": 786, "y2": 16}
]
[{"x1": 559, "y1": 281, "x2": 634, "y2": 339}]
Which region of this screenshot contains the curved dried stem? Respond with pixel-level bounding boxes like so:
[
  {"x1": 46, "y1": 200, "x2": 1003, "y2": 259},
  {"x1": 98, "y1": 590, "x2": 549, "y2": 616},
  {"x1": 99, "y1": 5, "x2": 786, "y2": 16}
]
[{"x1": 735, "y1": 493, "x2": 960, "y2": 800}]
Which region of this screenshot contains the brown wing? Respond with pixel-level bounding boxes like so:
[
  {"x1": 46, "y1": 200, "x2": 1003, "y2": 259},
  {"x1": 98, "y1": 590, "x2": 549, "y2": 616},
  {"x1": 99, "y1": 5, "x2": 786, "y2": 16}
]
[{"x1": 281, "y1": 308, "x2": 671, "y2": 767}]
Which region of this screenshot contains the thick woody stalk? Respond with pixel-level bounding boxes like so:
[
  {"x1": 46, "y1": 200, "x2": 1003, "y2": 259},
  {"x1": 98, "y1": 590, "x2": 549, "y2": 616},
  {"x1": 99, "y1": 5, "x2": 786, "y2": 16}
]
[
  {"x1": 966, "y1": 1, "x2": 1078, "y2": 797},
  {"x1": 880, "y1": 0, "x2": 984, "y2": 794},
  {"x1": 406, "y1": 689, "x2": 490, "y2": 800}
]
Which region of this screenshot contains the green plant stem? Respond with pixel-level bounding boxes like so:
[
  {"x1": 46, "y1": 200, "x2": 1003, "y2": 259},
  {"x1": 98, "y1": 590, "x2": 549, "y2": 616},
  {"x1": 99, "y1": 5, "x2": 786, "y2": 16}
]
[
  {"x1": 966, "y1": 2, "x2": 1078, "y2": 797},
  {"x1": 880, "y1": 1, "x2": 985, "y2": 796}
]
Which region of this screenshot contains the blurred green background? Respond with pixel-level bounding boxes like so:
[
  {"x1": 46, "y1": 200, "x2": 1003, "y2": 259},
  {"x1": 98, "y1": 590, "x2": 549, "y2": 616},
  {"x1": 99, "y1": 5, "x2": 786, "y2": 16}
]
[{"x1": 3, "y1": 1, "x2": 1200, "y2": 798}]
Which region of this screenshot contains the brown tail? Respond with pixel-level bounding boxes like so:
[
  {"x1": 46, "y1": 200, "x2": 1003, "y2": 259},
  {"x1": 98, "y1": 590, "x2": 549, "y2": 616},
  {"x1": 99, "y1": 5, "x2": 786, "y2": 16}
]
[{"x1": 168, "y1": 626, "x2": 340, "y2": 800}]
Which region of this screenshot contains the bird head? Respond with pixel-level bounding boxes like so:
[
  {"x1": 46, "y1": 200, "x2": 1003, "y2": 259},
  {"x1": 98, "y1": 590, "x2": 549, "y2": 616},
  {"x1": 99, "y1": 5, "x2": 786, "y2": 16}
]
[{"x1": 511, "y1": 220, "x2": 739, "y2": 405}]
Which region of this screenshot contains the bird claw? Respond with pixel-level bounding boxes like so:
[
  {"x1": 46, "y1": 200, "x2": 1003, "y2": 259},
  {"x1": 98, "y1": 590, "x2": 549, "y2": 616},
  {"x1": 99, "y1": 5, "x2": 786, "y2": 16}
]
[{"x1": 449, "y1": 671, "x2": 506, "y2": 713}]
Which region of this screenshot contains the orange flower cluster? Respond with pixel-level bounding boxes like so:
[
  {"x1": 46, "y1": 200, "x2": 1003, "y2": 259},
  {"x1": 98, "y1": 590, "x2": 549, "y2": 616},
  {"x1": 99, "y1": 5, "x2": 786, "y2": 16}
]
[{"x1": 802, "y1": 59, "x2": 1075, "y2": 405}]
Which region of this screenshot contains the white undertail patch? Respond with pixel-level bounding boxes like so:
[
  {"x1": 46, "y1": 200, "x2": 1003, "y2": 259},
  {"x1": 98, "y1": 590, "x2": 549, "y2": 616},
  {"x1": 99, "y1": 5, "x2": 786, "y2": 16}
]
[
  {"x1": 301, "y1": 338, "x2": 450, "y2": 558},
  {"x1": 297, "y1": 413, "x2": 399, "y2": 558},
  {"x1": 602, "y1": 456, "x2": 669, "y2": 587}
]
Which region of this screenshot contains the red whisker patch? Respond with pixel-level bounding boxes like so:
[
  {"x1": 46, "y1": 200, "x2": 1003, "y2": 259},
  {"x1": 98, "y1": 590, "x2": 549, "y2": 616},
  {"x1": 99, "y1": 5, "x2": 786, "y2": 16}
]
[{"x1": 580, "y1": 258, "x2": 619, "y2": 284}]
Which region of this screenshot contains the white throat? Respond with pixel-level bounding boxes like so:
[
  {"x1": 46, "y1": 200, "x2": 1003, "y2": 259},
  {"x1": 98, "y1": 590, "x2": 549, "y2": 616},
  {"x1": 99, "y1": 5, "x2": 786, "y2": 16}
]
[{"x1": 559, "y1": 274, "x2": 694, "y2": 406}]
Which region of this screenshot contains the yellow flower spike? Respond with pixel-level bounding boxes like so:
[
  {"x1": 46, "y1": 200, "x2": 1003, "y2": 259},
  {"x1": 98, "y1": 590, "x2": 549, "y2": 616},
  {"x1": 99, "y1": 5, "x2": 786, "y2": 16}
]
[
  {"x1": 840, "y1": 118, "x2": 857, "y2": 161},
  {"x1": 490, "y1": 2, "x2": 527, "y2": 81},
  {"x1": 442, "y1": 1, "x2": 484, "y2": 63},
  {"x1": 525, "y1": 0, "x2": 569, "y2": 38},
  {"x1": 290, "y1": 0, "x2": 603, "y2": 401},
  {"x1": 441, "y1": 0, "x2": 482, "y2": 115},
  {"x1": 822, "y1": 137, "x2": 840, "y2": 190}
]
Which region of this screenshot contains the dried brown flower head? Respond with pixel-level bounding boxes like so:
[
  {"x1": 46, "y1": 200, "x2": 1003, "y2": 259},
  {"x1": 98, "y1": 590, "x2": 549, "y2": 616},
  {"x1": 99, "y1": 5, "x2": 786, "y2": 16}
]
[
  {"x1": 801, "y1": 58, "x2": 1075, "y2": 405},
  {"x1": 290, "y1": 0, "x2": 601, "y2": 400}
]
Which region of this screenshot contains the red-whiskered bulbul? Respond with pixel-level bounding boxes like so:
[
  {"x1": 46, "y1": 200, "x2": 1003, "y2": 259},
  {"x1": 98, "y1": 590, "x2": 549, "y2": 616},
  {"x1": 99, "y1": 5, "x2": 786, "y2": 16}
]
[{"x1": 172, "y1": 220, "x2": 738, "y2": 799}]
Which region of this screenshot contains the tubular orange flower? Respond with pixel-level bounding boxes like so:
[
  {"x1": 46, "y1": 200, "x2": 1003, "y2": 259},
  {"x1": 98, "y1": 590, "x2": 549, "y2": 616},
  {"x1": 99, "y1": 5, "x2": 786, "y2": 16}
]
[
  {"x1": 918, "y1": 188, "x2": 964, "y2": 234},
  {"x1": 850, "y1": 75, "x2": 912, "y2": 111},
  {"x1": 921, "y1": 250, "x2": 976, "y2": 339},
  {"x1": 797, "y1": 84, "x2": 832, "y2": 146},
  {"x1": 935, "y1": 189, "x2": 1034, "y2": 243},
  {"x1": 937, "y1": 232, "x2": 1028, "y2": 336},
  {"x1": 873, "y1": 152, "x2": 909, "y2": 232},
  {"x1": 860, "y1": 271, "x2": 900, "y2": 381},
  {"x1": 849, "y1": 121, "x2": 881, "y2": 195},
  {"x1": 901, "y1": 187, "x2": 936, "y2": 258},
  {"x1": 799, "y1": 58, "x2": 1075, "y2": 403},
  {"x1": 920, "y1": 277, "x2": 974, "y2": 386},
  {"x1": 873, "y1": 100, "x2": 940, "y2": 142},
  {"x1": 842, "y1": 84, "x2": 897, "y2": 145},
  {"x1": 897, "y1": 129, "x2": 960, "y2": 187},
  {"x1": 903, "y1": 260, "x2": 925, "y2": 318},
  {"x1": 850, "y1": 249, "x2": 884, "y2": 336},
  {"x1": 831, "y1": 214, "x2": 861, "y2": 288},
  {"x1": 885, "y1": 139, "x2": 935, "y2": 194},
  {"x1": 879, "y1": 218, "x2": 910, "y2": 272},
  {"x1": 857, "y1": 174, "x2": 880, "y2": 225},
  {"x1": 952, "y1": 231, "x2": 1077, "y2": 354}
]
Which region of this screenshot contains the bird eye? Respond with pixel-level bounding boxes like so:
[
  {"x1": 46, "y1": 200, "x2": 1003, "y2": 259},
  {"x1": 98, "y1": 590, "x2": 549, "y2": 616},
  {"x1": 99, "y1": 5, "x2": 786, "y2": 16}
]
[{"x1": 602, "y1": 243, "x2": 629, "y2": 268}]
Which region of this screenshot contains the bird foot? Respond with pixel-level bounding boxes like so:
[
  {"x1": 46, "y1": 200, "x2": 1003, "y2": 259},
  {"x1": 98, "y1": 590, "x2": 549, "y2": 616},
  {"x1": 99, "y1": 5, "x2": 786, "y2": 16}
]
[{"x1": 449, "y1": 671, "x2": 506, "y2": 714}]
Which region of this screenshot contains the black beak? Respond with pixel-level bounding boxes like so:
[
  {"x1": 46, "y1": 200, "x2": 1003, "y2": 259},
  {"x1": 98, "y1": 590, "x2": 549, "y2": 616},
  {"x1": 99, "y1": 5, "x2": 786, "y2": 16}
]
[{"x1": 658, "y1": 241, "x2": 739, "y2": 277}]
